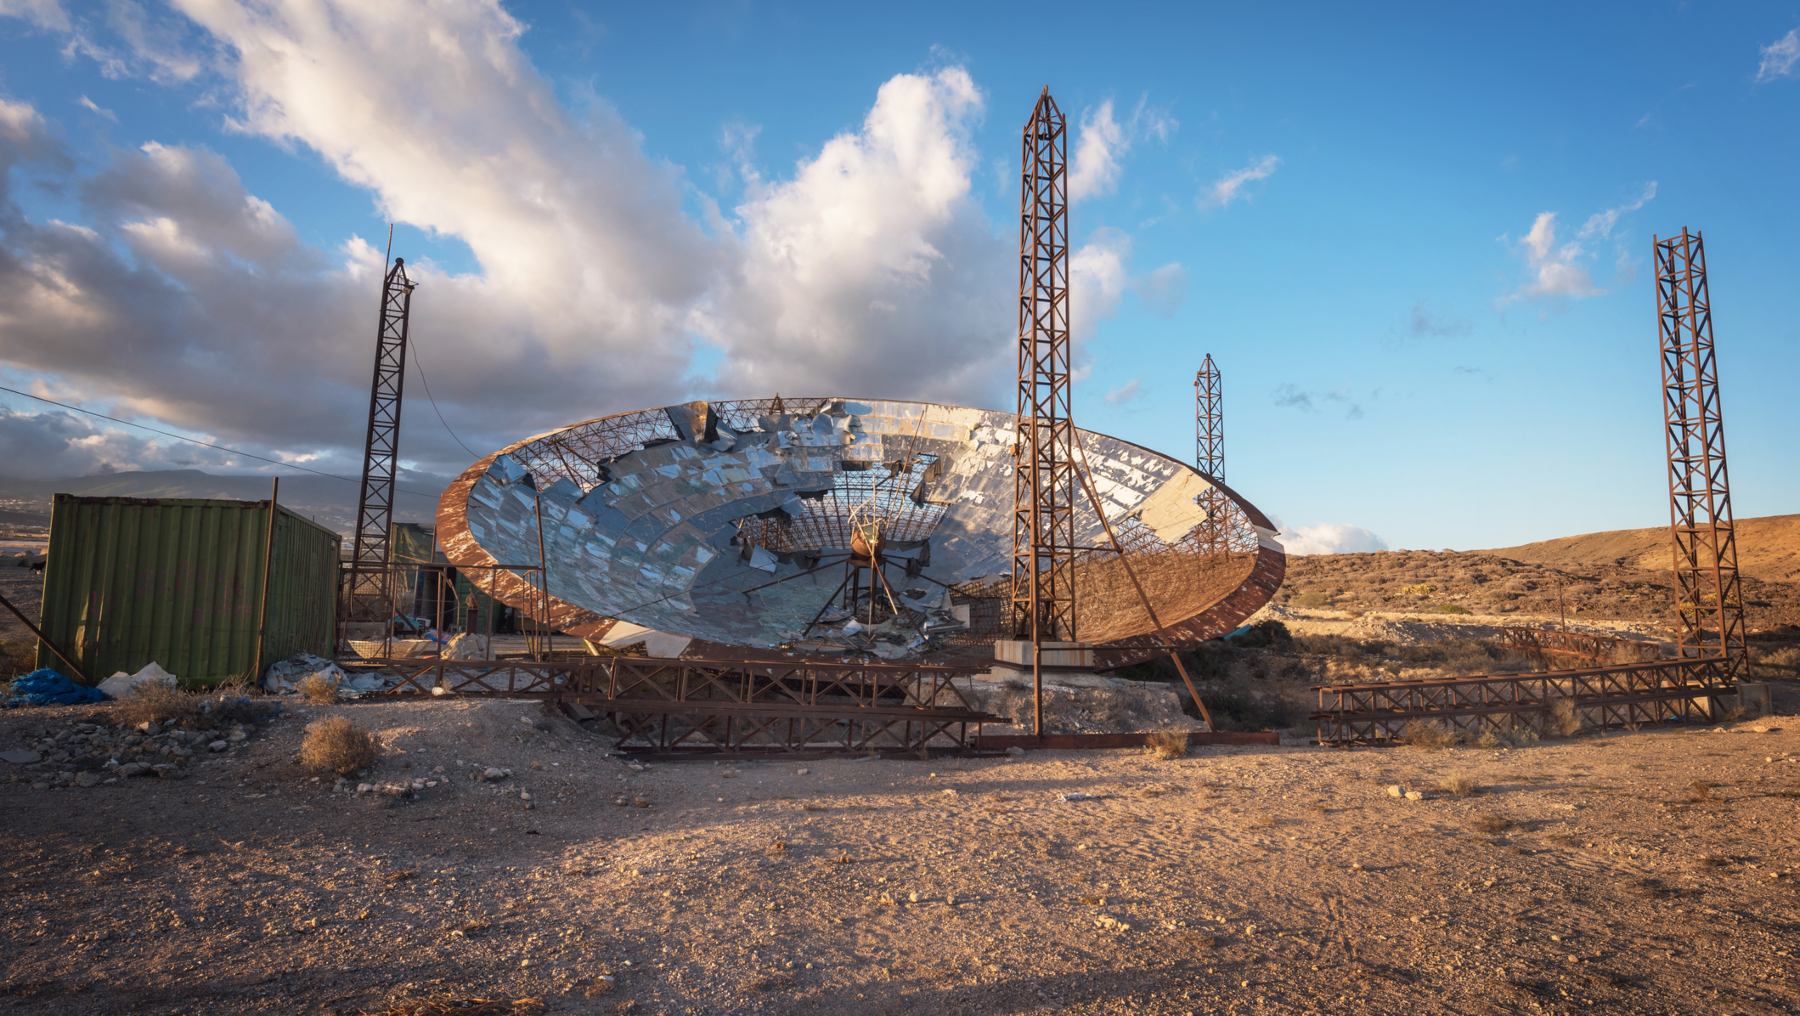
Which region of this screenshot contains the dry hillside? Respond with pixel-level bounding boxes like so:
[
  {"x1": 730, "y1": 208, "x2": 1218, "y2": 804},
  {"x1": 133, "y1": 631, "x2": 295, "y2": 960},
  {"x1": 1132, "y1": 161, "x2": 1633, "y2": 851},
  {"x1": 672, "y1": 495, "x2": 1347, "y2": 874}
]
[{"x1": 1488, "y1": 513, "x2": 1800, "y2": 586}]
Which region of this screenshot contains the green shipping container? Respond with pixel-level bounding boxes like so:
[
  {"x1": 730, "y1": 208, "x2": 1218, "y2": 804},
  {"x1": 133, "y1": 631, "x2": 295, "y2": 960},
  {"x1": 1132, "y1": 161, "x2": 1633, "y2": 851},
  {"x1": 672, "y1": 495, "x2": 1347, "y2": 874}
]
[{"x1": 37, "y1": 495, "x2": 341, "y2": 686}]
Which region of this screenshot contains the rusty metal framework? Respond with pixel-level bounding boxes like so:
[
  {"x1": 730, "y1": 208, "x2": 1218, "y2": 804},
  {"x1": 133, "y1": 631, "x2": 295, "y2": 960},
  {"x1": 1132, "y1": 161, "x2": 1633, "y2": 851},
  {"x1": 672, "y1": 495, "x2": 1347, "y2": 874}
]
[
  {"x1": 1655, "y1": 228, "x2": 1749, "y2": 681},
  {"x1": 1314, "y1": 656, "x2": 1732, "y2": 744},
  {"x1": 361, "y1": 654, "x2": 1002, "y2": 754},
  {"x1": 1499, "y1": 626, "x2": 1665, "y2": 668},
  {"x1": 345, "y1": 257, "x2": 416, "y2": 621},
  {"x1": 1195, "y1": 353, "x2": 1232, "y2": 553},
  {"x1": 1010, "y1": 87, "x2": 1079, "y2": 646}
]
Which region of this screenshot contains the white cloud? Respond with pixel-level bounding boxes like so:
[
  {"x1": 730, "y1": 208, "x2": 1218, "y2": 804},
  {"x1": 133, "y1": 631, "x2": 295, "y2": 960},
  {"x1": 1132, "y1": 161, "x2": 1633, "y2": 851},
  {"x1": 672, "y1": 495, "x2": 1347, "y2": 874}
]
[
  {"x1": 1578, "y1": 181, "x2": 1657, "y2": 241},
  {"x1": 77, "y1": 95, "x2": 117, "y2": 122},
  {"x1": 1506, "y1": 212, "x2": 1599, "y2": 301},
  {"x1": 1280, "y1": 522, "x2": 1388, "y2": 555},
  {"x1": 0, "y1": 0, "x2": 67, "y2": 32},
  {"x1": 1068, "y1": 95, "x2": 1177, "y2": 204},
  {"x1": 700, "y1": 66, "x2": 1012, "y2": 403},
  {"x1": 1504, "y1": 182, "x2": 1656, "y2": 304},
  {"x1": 1103, "y1": 378, "x2": 1142, "y2": 405},
  {"x1": 0, "y1": 6, "x2": 1152, "y2": 476},
  {"x1": 1756, "y1": 28, "x2": 1799, "y2": 83},
  {"x1": 1204, "y1": 154, "x2": 1279, "y2": 208}
]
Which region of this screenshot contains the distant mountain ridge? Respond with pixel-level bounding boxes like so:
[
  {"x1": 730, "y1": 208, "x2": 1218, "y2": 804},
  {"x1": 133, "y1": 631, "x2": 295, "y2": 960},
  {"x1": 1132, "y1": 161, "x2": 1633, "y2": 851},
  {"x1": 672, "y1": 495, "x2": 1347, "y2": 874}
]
[
  {"x1": 1485, "y1": 514, "x2": 1800, "y2": 586},
  {"x1": 0, "y1": 468, "x2": 450, "y2": 535}
]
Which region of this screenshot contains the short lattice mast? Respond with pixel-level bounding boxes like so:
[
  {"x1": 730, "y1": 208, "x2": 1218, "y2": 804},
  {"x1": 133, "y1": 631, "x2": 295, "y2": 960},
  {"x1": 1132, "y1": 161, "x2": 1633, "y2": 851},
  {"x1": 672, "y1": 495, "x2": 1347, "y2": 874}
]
[
  {"x1": 1195, "y1": 353, "x2": 1231, "y2": 553},
  {"x1": 1010, "y1": 87, "x2": 1078, "y2": 645},
  {"x1": 345, "y1": 257, "x2": 416, "y2": 622},
  {"x1": 1654, "y1": 228, "x2": 1748, "y2": 680}
]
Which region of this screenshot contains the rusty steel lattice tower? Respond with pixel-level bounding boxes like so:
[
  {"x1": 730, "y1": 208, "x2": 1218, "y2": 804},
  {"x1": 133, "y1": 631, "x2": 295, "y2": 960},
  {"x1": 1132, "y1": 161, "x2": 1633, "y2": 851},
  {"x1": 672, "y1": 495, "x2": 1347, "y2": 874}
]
[
  {"x1": 345, "y1": 257, "x2": 416, "y2": 621},
  {"x1": 1654, "y1": 228, "x2": 1747, "y2": 680},
  {"x1": 1011, "y1": 88, "x2": 1078, "y2": 644},
  {"x1": 1194, "y1": 353, "x2": 1231, "y2": 551}
]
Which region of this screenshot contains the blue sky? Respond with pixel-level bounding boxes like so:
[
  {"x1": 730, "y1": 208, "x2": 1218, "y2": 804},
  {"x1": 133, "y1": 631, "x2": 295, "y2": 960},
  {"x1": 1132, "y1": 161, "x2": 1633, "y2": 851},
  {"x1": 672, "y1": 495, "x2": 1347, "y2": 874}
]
[{"x1": 0, "y1": 1, "x2": 1796, "y2": 552}]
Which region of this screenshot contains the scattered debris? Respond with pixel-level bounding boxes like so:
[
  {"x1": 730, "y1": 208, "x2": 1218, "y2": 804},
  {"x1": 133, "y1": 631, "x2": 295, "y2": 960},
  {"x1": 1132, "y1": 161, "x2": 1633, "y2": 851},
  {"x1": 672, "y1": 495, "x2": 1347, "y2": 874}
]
[
  {"x1": 96, "y1": 662, "x2": 178, "y2": 701},
  {"x1": 4, "y1": 670, "x2": 108, "y2": 707}
]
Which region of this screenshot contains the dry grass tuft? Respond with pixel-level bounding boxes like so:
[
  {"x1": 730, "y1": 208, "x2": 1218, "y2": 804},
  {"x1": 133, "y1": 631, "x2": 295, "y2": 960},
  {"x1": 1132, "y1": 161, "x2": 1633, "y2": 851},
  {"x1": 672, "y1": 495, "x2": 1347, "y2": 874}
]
[
  {"x1": 296, "y1": 673, "x2": 339, "y2": 704},
  {"x1": 1437, "y1": 773, "x2": 1482, "y2": 797},
  {"x1": 114, "y1": 683, "x2": 198, "y2": 728},
  {"x1": 1145, "y1": 730, "x2": 1190, "y2": 760},
  {"x1": 298, "y1": 716, "x2": 380, "y2": 777},
  {"x1": 1469, "y1": 813, "x2": 1514, "y2": 836},
  {"x1": 361, "y1": 997, "x2": 544, "y2": 1016},
  {"x1": 1680, "y1": 780, "x2": 1714, "y2": 804},
  {"x1": 1401, "y1": 720, "x2": 1463, "y2": 749},
  {"x1": 1547, "y1": 697, "x2": 1582, "y2": 737}
]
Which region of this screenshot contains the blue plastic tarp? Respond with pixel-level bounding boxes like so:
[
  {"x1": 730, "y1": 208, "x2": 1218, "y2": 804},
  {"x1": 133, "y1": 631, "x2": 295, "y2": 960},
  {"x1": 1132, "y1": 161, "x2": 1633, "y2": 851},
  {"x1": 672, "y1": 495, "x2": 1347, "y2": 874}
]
[{"x1": 4, "y1": 668, "x2": 110, "y2": 707}]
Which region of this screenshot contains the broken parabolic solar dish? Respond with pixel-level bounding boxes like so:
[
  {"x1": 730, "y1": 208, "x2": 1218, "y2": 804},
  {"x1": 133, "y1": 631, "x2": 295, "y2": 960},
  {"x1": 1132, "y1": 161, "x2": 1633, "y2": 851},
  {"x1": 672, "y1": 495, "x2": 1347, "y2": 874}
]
[{"x1": 436, "y1": 398, "x2": 1284, "y2": 667}]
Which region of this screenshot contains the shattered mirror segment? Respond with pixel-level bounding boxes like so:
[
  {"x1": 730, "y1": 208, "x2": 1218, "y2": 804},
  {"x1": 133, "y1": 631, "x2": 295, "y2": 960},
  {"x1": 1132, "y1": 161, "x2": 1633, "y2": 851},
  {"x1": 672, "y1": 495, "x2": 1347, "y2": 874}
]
[{"x1": 436, "y1": 397, "x2": 1285, "y2": 666}]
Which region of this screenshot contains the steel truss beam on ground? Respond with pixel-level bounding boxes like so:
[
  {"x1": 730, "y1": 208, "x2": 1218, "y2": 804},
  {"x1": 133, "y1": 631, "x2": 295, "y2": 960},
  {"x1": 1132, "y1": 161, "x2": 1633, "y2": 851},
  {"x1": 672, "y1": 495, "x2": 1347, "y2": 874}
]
[
  {"x1": 355, "y1": 655, "x2": 1003, "y2": 754},
  {"x1": 1312, "y1": 656, "x2": 1732, "y2": 744}
]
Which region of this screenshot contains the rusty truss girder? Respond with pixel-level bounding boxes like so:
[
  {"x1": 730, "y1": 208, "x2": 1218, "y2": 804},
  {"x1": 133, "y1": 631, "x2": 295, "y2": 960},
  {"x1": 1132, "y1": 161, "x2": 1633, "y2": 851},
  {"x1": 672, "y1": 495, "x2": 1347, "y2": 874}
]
[
  {"x1": 1654, "y1": 228, "x2": 1749, "y2": 682},
  {"x1": 1011, "y1": 87, "x2": 1079, "y2": 645},
  {"x1": 1313, "y1": 656, "x2": 1733, "y2": 745},
  {"x1": 345, "y1": 258, "x2": 416, "y2": 621},
  {"x1": 1499, "y1": 626, "x2": 1666, "y2": 668},
  {"x1": 362, "y1": 654, "x2": 1002, "y2": 754}
]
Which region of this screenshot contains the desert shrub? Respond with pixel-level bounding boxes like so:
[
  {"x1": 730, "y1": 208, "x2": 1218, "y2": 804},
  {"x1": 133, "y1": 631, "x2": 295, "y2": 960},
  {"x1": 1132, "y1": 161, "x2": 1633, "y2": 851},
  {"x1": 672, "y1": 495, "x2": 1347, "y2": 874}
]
[
  {"x1": 1437, "y1": 773, "x2": 1482, "y2": 797},
  {"x1": 1144, "y1": 730, "x2": 1189, "y2": 760},
  {"x1": 1547, "y1": 697, "x2": 1582, "y2": 737},
  {"x1": 298, "y1": 716, "x2": 380, "y2": 777},
  {"x1": 1292, "y1": 591, "x2": 1331, "y2": 608},
  {"x1": 114, "y1": 683, "x2": 198, "y2": 727},
  {"x1": 297, "y1": 673, "x2": 339, "y2": 704},
  {"x1": 1469, "y1": 813, "x2": 1514, "y2": 836},
  {"x1": 1400, "y1": 582, "x2": 1436, "y2": 598},
  {"x1": 1400, "y1": 719, "x2": 1463, "y2": 749},
  {"x1": 1753, "y1": 645, "x2": 1800, "y2": 678}
]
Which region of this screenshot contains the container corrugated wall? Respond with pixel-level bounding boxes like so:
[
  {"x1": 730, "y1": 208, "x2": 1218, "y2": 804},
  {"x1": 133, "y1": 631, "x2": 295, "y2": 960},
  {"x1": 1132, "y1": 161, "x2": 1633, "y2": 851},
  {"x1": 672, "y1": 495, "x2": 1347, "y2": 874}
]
[{"x1": 36, "y1": 495, "x2": 340, "y2": 685}]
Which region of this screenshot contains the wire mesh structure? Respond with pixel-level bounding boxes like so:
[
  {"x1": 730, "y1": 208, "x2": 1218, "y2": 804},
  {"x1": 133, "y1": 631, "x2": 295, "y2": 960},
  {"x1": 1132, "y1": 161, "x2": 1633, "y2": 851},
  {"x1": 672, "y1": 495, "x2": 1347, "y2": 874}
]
[
  {"x1": 1011, "y1": 87, "x2": 1079, "y2": 645},
  {"x1": 1654, "y1": 228, "x2": 1749, "y2": 682},
  {"x1": 345, "y1": 258, "x2": 416, "y2": 622}
]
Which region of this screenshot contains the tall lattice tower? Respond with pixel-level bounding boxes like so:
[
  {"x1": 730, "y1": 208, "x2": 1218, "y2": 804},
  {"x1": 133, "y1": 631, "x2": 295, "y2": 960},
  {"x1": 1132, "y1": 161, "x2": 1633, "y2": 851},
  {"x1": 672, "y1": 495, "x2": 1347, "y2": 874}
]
[
  {"x1": 1194, "y1": 353, "x2": 1230, "y2": 552},
  {"x1": 1010, "y1": 88, "x2": 1079, "y2": 643},
  {"x1": 345, "y1": 257, "x2": 416, "y2": 622},
  {"x1": 1654, "y1": 228, "x2": 1747, "y2": 680}
]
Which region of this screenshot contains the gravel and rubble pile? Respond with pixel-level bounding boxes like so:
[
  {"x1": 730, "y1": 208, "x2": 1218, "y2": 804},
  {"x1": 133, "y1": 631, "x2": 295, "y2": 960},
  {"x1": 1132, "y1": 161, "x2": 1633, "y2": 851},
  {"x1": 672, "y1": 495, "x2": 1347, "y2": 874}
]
[{"x1": 0, "y1": 697, "x2": 279, "y2": 790}]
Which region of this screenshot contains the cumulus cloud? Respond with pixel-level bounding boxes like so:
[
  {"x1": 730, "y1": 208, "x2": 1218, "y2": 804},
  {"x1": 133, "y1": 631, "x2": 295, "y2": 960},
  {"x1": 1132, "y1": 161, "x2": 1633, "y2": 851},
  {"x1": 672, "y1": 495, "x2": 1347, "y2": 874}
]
[
  {"x1": 1757, "y1": 28, "x2": 1799, "y2": 83},
  {"x1": 0, "y1": 4, "x2": 1154, "y2": 479},
  {"x1": 701, "y1": 66, "x2": 1011, "y2": 403},
  {"x1": 1504, "y1": 182, "x2": 1656, "y2": 304},
  {"x1": 1068, "y1": 95, "x2": 1176, "y2": 204},
  {"x1": 1280, "y1": 522, "x2": 1388, "y2": 556},
  {"x1": 1203, "y1": 154, "x2": 1279, "y2": 208},
  {"x1": 0, "y1": 404, "x2": 242, "y2": 477}
]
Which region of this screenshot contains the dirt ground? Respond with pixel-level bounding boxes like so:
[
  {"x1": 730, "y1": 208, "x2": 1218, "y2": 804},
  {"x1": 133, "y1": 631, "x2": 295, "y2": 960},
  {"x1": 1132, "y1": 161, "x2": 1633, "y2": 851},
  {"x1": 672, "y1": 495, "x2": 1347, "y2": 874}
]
[{"x1": 2, "y1": 696, "x2": 1797, "y2": 1015}]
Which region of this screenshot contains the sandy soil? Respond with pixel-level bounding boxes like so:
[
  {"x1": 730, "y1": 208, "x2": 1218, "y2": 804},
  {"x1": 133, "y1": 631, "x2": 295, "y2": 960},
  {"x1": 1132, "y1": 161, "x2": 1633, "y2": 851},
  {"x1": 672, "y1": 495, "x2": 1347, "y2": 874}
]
[{"x1": 2, "y1": 696, "x2": 1797, "y2": 1015}]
